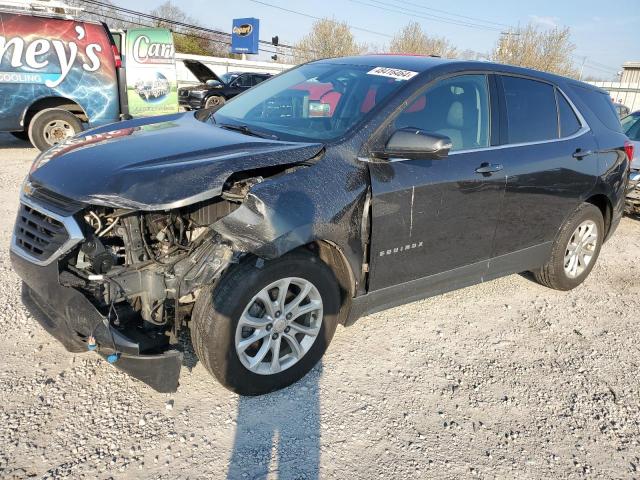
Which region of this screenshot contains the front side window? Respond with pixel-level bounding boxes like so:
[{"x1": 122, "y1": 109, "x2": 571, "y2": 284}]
[
  {"x1": 502, "y1": 76, "x2": 558, "y2": 144},
  {"x1": 393, "y1": 74, "x2": 490, "y2": 151},
  {"x1": 235, "y1": 75, "x2": 252, "y2": 88},
  {"x1": 214, "y1": 62, "x2": 411, "y2": 141}
]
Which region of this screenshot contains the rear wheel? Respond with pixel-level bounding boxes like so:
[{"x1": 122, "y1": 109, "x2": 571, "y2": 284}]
[
  {"x1": 534, "y1": 203, "x2": 604, "y2": 290},
  {"x1": 28, "y1": 108, "x2": 82, "y2": 151},
  {"x1": 191, "y1": 251, "x2": 340, "y2": 395}
]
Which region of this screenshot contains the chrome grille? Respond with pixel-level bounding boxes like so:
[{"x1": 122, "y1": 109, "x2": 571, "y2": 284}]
[
  {"x1": 14, "y1": 204, "x2": 69, "y2": 261},
  {"x1": 11, "y1": 197, "x2": 84, "y2": 266}
]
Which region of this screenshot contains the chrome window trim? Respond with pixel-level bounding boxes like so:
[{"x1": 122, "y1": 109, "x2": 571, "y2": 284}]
[
  {"x1": 448, "y1": 84, "x2": 592, "y2": 156},
  {"x1": 11, "y1": 193, "x2": 84, "y2": 267},
  {"x1": 359, "y1": 74, "x2": 592, "y2": 163}
]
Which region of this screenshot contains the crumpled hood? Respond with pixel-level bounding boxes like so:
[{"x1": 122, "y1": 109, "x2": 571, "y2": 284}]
[{"x1": 29, "y1": 112, "x2": 323, "y2": 210}]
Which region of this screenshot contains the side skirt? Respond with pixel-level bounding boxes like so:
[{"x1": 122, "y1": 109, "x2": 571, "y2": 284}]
[{"x1": 344, "y1": 242, "x2": 552, "y2": 325}]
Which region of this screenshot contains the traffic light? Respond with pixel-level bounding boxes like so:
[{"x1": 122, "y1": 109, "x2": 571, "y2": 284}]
[{"x1": 271, "y1": 35, "x2": 279, "y2": 46}]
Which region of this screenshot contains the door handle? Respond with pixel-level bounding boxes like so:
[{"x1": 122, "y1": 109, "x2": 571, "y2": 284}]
[
  {"x1": 572, "y1": 149, "x2": 594, "y2": 160},
  {"x1": 475, "y1": 163, "x2": 504, "y2": 174}
]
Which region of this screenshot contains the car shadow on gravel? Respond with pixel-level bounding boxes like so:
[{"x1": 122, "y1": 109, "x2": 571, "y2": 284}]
[
  {"x1": 226, "y1": 363, "x2": 323, "y2": 480},
  {"x1": 0, "y1": 133, "x2": 34, "y2": 150}
]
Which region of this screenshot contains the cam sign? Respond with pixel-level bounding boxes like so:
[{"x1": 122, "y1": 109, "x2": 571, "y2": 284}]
[{"x1": 231, "y1": 18, "x2": 259, "y2": 55}]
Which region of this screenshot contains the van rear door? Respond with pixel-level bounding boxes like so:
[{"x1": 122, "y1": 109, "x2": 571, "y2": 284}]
[{"x1": 123, "y1": 28, "x2": 179, "y2": 117}]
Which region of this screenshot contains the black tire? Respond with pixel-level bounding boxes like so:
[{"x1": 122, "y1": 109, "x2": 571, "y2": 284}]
[
  {"x1": 204, "y1": 95, "x2": 225, "y2": 109},
  {"x1": 191, "y1": 251, "x2": 340, "y2": 395},
  {"x1": 10, "y1": 131, "x2": 29, "y2": 142},
  {"x1": 534, "y1": 203, "x2": 604, "y2": 291},
  {"x1": 28, "y1": 108, "x2": 82, "y2": 151}
]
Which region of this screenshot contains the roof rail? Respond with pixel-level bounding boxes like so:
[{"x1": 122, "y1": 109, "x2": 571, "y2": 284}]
[{"x1": 0, "y1": 0, "x2": 83, "y2": 18}]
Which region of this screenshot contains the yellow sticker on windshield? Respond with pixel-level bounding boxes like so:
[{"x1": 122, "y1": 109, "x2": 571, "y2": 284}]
[{"x1": 367, "y1": 67, "x2": 418, "y2": 81}]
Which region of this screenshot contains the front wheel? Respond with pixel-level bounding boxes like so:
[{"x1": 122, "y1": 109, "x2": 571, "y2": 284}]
[
  {"x1": 534, "y1": 203, "x2": 604, "y2": 290},
  {"x1": 191, "y1": 251, "x2": 340, "y2": 395}
]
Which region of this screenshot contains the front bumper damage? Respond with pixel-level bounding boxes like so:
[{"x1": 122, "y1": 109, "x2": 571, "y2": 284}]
[{"x1": 12, "y1": 251, "x2": 184, "y2": 392}]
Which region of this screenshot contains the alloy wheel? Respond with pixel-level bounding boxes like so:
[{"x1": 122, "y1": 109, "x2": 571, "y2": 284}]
[
  {"x1": 564, "y1": 220, "x2": 598, "y2": 279},
  {"x1": 235, "y1": 277, "x2": 323, "y2": 375}
]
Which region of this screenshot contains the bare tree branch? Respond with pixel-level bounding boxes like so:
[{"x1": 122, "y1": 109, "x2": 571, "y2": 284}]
[
  {"x1": 491, "y1": 23, "x2": 578, "y2": 77},
  {"x1": 388, "y1": 21, "x2": 458, "y2": 58}
]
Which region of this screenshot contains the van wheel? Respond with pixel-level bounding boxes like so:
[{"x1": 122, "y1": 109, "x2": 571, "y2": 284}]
[
  {"x1": 191, "y1": 252, "x2": 340, "y2": 396},
  {"x1": 534, "y1": 203, "x2": 604, "y2": 291},
  {"x1": 10, "y1": 131, "x2": 29, "y2": 142},
  {"x1": 204, "y1": 95, "x2": 225, "y2": 109},
  {"x1": 28, "y1": 108, "x2": 82, "y2": 151}
]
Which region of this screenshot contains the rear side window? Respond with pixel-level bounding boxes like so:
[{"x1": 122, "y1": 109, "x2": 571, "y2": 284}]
[
  {"x1": 502, "y1": 76, "x2": 558, "y2": 144},
  {"x1": 570, "y1": 85, "x2": 622, "y2": 132},
  {"x1": 556, "y1": 90, "x2": 581, "y2": 137}
]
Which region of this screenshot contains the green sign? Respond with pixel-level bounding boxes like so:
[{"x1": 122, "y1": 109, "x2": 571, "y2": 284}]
[{"x1": 125, "y1": 28, "x2": 178, "y2": 117}]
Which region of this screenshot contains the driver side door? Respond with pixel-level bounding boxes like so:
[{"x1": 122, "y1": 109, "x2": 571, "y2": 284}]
[{"x1": 367, "y1": 74, "x2": 506, "y2": 291}]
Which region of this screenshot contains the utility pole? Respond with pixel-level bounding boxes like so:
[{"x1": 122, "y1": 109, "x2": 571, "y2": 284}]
[
  {"x1": 499, "y1": 28, "x2": 520, "y2": 61},
  {"x1": 579, "y1": 56, "x2": 587, "y2": 80}
]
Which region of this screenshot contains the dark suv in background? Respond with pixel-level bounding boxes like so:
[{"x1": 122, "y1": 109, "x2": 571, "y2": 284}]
[
  {"x1": 178, "y1": 59, "x2": 271, "y2": 110},
  {"x1": 11, "y1": 56, "x2": 631, "y2": 395}
]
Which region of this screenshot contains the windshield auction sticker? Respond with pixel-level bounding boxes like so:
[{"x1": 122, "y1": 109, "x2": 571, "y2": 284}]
[{"x1": 367, "y1": 67, "x2": 418, "y2": 80}]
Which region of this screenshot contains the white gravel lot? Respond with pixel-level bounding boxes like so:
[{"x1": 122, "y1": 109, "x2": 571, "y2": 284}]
[{"x1": 0, "y1": 133, "x2": 639, "y2": 480}]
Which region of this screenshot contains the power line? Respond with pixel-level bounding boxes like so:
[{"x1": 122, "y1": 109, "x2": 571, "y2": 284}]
[
  {"x1": 79, "y1": 6, "x2": 283, "y2": 56},
  {"x1": 80, "y1": 0, "x2": 305, "y2": 52},
  {"x1": 347, "y1": 0, "x2": 505, "y2": 32},
  {"x1": 380, "y1": 0, "x2": 511, "y2": 28},
  {"x1": 244, "y1": 0, "x2": 393, "y2": 38}
]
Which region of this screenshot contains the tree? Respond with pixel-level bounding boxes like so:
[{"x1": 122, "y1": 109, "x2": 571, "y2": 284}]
[
  {"x1": 149, "y1": 1, "x2": 229, "y2": 57},
  {"x1": 293, "y1": 18, "x2": 365, "y2": 63},
  {"x1": 490, "y1": 23, "x2": 578, "y2": 77},
  {"x1": 389, "y1": 21, "x2": 458, "y2": 58}
]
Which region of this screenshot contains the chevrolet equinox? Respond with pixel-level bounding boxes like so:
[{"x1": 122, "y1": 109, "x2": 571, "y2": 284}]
[{"x1": 11, "y1": 56, "x2": 632, "y2": 395}]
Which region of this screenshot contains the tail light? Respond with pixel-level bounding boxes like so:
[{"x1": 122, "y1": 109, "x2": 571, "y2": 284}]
[
  {"x1": 625, "y1": 140, "x2": 634, "y2": 163},
  {"x1": 111, "y1": 44, "x2": 122, "y2": 68}
]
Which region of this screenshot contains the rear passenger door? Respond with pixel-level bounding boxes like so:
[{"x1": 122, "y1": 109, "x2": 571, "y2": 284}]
[{"x1": 490, "y1": 75, "x2": 598, "y2": 269}]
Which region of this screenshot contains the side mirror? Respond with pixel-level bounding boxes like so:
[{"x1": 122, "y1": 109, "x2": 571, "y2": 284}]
[
  {"x1": 378, "y1": 128, "x2": 452, "y2": 160},
  {"x1": 206, "y1": 79, "x2": 222, "y2": 88}
]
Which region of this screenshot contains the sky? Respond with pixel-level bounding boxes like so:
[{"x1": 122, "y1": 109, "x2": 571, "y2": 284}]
[{"x1": 115, "y1": 0, "x2": 639, "y2": 79}]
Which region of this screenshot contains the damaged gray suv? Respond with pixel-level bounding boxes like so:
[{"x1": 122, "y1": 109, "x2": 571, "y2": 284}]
[{"x1": 11, "y1": 56, "x2": 630, "y2": 395}]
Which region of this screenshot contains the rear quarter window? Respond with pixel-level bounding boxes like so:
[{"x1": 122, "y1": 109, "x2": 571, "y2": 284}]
[{"x1": 570, "y1": 85, "x2": 622, "y2": 133}]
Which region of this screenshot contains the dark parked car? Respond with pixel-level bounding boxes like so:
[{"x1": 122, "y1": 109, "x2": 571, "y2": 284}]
[
  {"x1": 621, "y1": 111, "x2": 640, "y2": 213},
  {"x1": 178, "y1": 60, "x2": 271, "y2": 110},
  {"x1": 11, "y1": 56, "x2": 630, "y2": 395}
]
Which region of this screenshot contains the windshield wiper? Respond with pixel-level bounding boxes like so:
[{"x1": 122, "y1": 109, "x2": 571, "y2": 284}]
[{"x1": 217, "y1": 123, "x2": 278, "y2": 140}]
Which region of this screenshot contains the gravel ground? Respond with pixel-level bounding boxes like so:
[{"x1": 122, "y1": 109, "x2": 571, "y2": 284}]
[{"x1": 1, "y1": 133, "x2": 639, "y2": 480}]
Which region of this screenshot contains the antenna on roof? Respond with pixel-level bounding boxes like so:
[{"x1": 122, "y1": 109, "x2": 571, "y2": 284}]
[{"x1": 0, "y1": 0, "x2": 83, "y2": 18}]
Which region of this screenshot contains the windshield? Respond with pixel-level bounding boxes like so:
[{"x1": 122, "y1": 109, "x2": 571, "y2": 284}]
[
  {"x1": 220, "y1": 73, "x2": 239, "y2": 84},
  {"x1": 213, "y1": 62, "x2": 413, "y2": 141}
]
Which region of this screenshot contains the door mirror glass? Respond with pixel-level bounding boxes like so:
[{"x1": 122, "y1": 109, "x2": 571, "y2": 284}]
[{"x1": 381, "y1": 127, "x2": 452, "y2": 160}]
